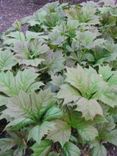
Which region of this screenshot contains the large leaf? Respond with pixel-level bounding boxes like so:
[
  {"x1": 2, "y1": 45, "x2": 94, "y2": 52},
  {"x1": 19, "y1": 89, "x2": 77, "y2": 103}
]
[
  {"x1": 0, "y1": 95, "x2": 8, "y2": 107},
  {"x1": 44, "y1": 106, "x2": 63, "y2": 121},
  {"x1": 108, "y1": 72, "x2": 117, "y2": 86},
  {"x1": 43, "y1": 51, "x2": 65, "y2": 74},
  {"x1": 57, "y1": 84, "x2": 80, "y2": 105},
  {"x1": 28, "y1": 121, "x2": 55, "y2": 143},
  {"x1": 99, "y1": 65, "x2": 113, "y2": 81},
  {"x1": 65, "y1": 65, "x2": 89, "y2": 95},
  {"x1": 75, "y1": 30, "x2": 100, "y2": 49},
  {"x1": 59, "y1": 65, "x2": 117, "y2": 109},
  {"x1": 66, "y1": 2, "x2": 99, "y2": 24},
  {"x1": 106, "y1": 129, "x2": 117, "y2": 146},
  {"x1": 76, "y1": 97, "x2": 103, "y2": 120},
  {"x1": 3, "y1": 90, "x2": 55, "y2": 122},
  {"x1": 99, "y1": 65, "x2": 117, "y2": 86},
  {"x1": 0, "y1": 138, "x2": 15, "y2": 152},
  {"x1": 92, "y1": 143, "x2": 107, "y2": 156},
  {"x1": 32, "y1": 140, "x2": 52, "y2": 156},
  {"x1": 78, "y1": 125, "x2": 98, "y2": 142},
  {"x1": 0, "y1": 50, "x2": 17, "y2": 71},
  {"x1": 0, "y1": 69, "x2": 42, "y2": 96},
  {"x1": 0, "y1": 151, "x2": 13, "y2": 156},
  {"x1": 47, "y1": 120, "x2": 71, "y2": 147},
  {"x1": 4, "y1": 31, "x2": 25, "y2": 45},
  {"x1": 99, "y1": 87, "x2": 117, "y2": 107},
  {"x1": 49, "y1": 27, "x2": 66, "y2": 46},
  {"x1": 18, "y1": 58, "x2": 45, "y2": 67},
  {"x1": 63, "y1": 142, "x2": 80, "y2": 156},
  {"x1": 65, "y1": 65, "x2": 102, "y2": 99},
  {"x1": 14, "y1": 39, "x2": 49, "y2": 59}
]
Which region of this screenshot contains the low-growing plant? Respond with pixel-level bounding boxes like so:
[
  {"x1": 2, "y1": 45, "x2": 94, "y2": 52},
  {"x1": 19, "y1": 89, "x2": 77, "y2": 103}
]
[{"x1": 0, "y1": 0, "x2": 117, "y2": 156}]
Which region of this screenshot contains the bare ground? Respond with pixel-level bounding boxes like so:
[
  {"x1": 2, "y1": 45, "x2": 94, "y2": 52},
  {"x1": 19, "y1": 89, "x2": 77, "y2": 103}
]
[{"x1": 0, "y1": 0, "x2": 45, "y2": 32}]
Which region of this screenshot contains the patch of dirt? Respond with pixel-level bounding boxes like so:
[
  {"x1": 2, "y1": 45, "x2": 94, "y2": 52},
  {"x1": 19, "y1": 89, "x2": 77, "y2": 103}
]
[
  {"x1": 0, "y1": 0, "x2": 47, "y2": 32},
  {"x1": 106, "y1": 143, "x2": 117, "y2": 156}
]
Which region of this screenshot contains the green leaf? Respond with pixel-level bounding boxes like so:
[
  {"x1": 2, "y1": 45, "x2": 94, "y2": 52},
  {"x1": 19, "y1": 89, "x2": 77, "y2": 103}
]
[
  {"x1": 25, "y1": 31, "x2": 41, "y2": 40},
  {"x1": 65, "y1": 65, "x2": 88, "y2": 94},
  {"x1": 63, "y1": 142, "x2": 80, "y2": 156},
  {"x1": 57, "y1": 84, "x2": 80, "y2": 105},
  {"x1": 19, "y1": 58, "x2": 45, "y2": 67},
  {"x1": 59, "y1": 65, "x2": 117, "y2": 109},
  {"x1": 51, "y1": 74, "x2": 64, "y2": 88},
  {"x1": 75, "y1": 30, "x2": 100, "y2": 49},
  {"x1": 0, "y1": 138, "x2": 15, "y2": 152},
  {"x1": 14, "y1": 41, "x2": 29, "y2": 58},
  {"x1": 13, "y1": 148, "x2": 24, "y2": 156},
  {"x1": 100, "y1": 0, "x2": 115, "y2": 7},
  {"x1": 49, "y1": 27, "x2": 66, "y2": 46},
  {"x1": 0, "y1": 95, "x2": 8, "y2": 107},
  {"x1": 3, "y1": 90, "x2": 55, "y2": 122},
  {"x1": 92, "y1": 143, "x2": 107, "y2": 156},
  {"x1": 107, "y1": 129, "x2": 117, "y2": 146},
  {"x1": 32, "y1": 140, "x2": 52, "y2": 156},
  {"x1": 44, "y1": 106, "x2": 63, "y2": 121},
  {"x1": 99, "y1": 88, "x2": 117, "y2": 107},
  {"x1": 47, "y1": 120, "x2": 71, "y2": 147},
  {"x1": 4, "y1": 31, "x2": 25, "y2": 45},
  {"x1": 78, "y1": 125, "x2": 98, "y2": 142},
  {"x1": 14, "y1": 39, "x2": 49, "y2": 59},
  {"x1": 48, "y1": 152, "x2": 60, "y2": 156},
  {"x1": 65, "y1": 65, "x2": 102, "y2": 99},
  {"x1": 0, "y1": 50, "x2": 17, "y2": 71},
  {"x1": 0, "y1": 151, "x2": 13, "y2": 156},
  {"x1": 108, "y1": 72, "x2": 117, "y2": 86},
  {"x1": 76, "y1": 97, "x2": 103, "y2": 120},
  {"x1": 0, "y1": 69, "x2": 42, "y2": 96},
  {"x1": 68, "y1": 111, "x2": 91, "y2": 129},
  {"x1": 99, "y1": 65, "x2": 113, "y2": 81},
  {"x1": 28, "y1": 121, "x2": 55, "y2": 143},
  {"x1": 44, "y1": 51, "x2": 65, "y2": 74},
  {"x1": 29, "y1": 39, "x2": 50, "y2": 57}
]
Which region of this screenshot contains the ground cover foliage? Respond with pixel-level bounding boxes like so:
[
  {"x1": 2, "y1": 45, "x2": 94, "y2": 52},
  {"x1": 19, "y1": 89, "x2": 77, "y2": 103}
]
[{"x1": 0, "y1": 0, "x2": 117, "y2": 155}]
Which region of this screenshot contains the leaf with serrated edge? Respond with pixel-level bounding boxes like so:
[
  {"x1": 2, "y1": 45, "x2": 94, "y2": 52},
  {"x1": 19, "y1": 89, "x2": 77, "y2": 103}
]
[
  {"x1": 28, "y1": 121, "x2": 55, "y2": 143},
  {"x1": 63, "y1": 142, "x2": 80, "y2": 156},
  {"x1": 92, "y1": 143, "x2": 107, "y2": 156},
  {"x1": 47, "y1": 120, "x2": 71, "y2": 147},
  {"x1": 32, "y1": 140, "x2": 52, "y2": 156},
  {"x1": 76, "y1": 97, "x2": 103, "y2": 120},
  {"x1": 78, "y1": 125, "x2": 98, "y2": 141},
  {"x1": 0, "y1": 50, "x2": 17, "y2": 71}
]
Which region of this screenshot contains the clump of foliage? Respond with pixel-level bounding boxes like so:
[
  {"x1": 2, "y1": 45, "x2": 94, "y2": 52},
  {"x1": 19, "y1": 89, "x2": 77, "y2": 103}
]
[{"x1": 0, "y1": 0, "x2": 117, "y2": 155}]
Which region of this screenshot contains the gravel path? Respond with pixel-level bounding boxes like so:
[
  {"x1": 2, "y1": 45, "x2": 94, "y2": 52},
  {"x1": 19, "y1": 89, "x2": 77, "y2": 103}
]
[{"x1": 0, "y1": 0, "x2": 46, "y2": 32}]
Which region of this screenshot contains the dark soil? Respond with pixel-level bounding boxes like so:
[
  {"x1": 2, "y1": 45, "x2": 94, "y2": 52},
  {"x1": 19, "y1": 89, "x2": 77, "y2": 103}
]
[{"x1": 106, "y1": 143, "x2": 117, "y2": 156}]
